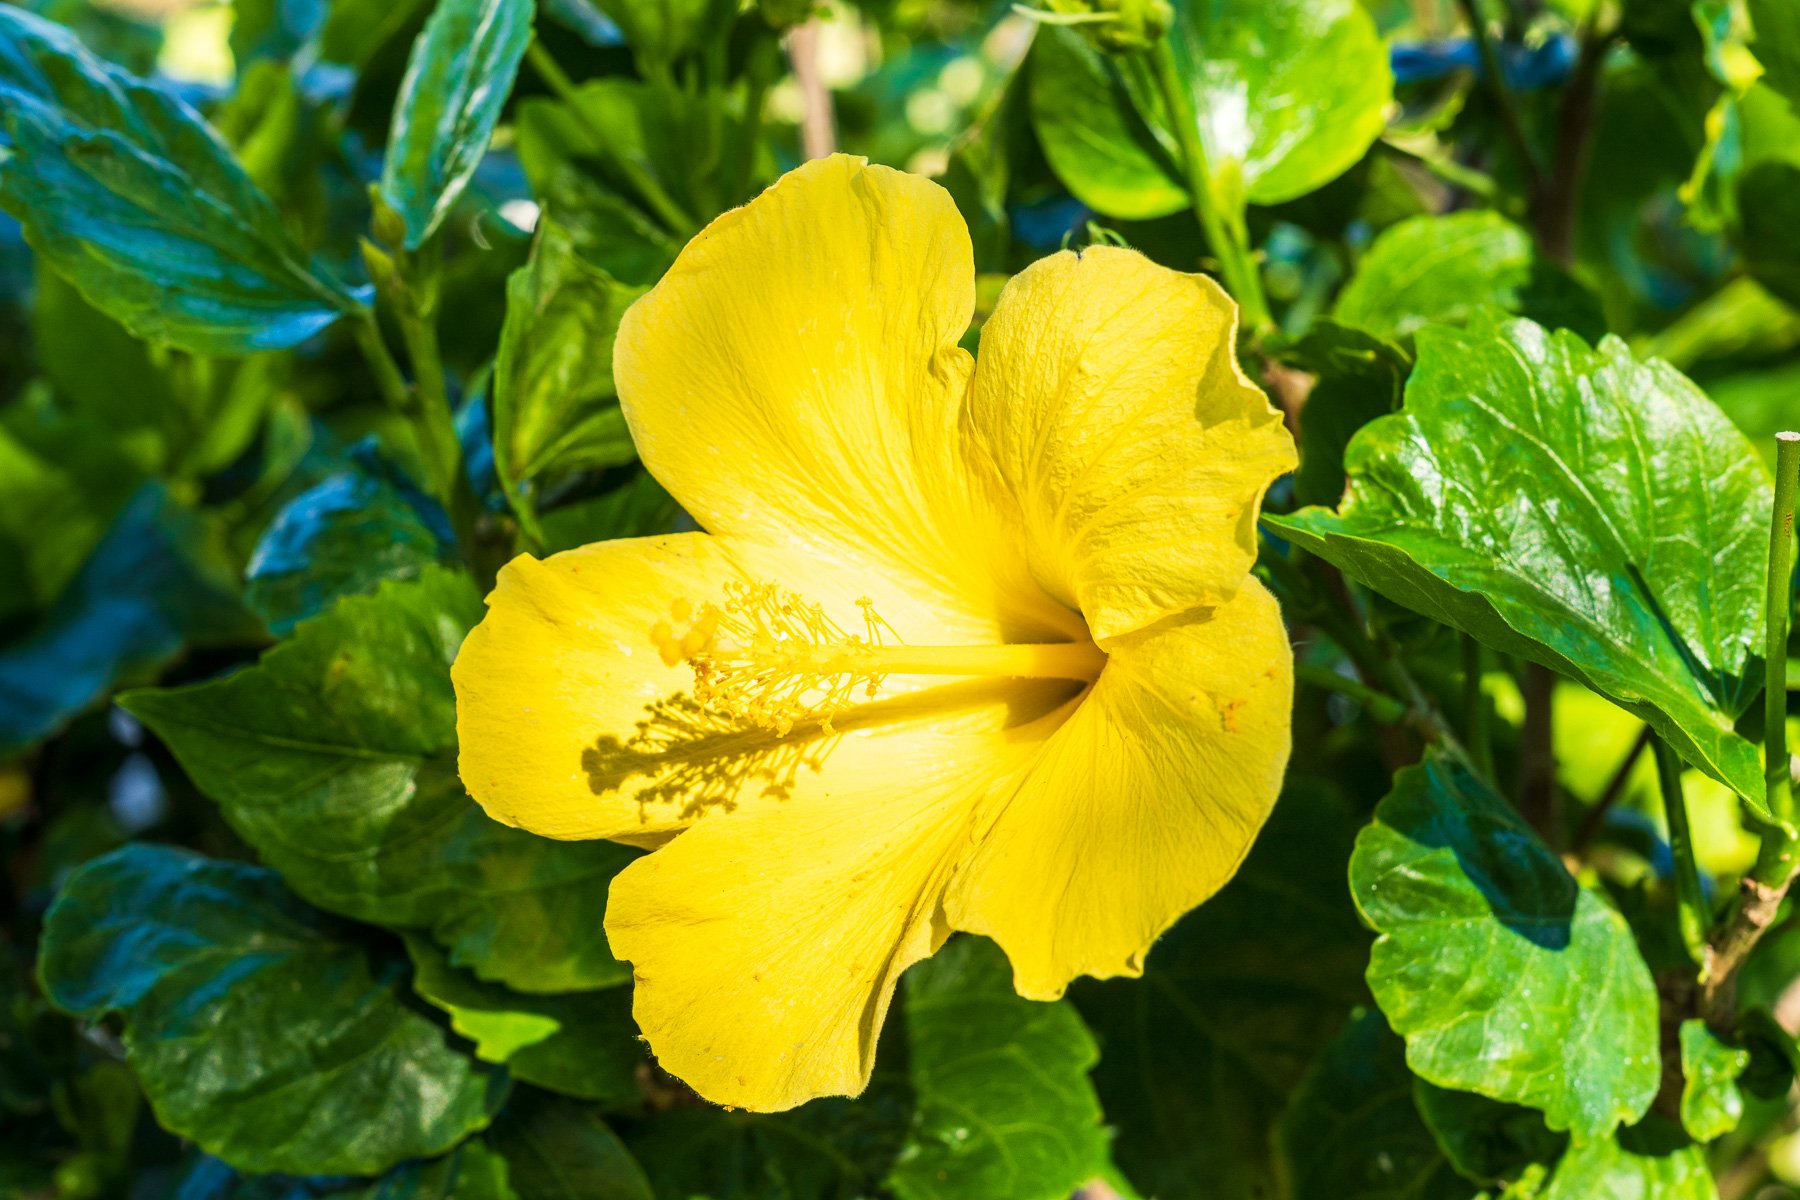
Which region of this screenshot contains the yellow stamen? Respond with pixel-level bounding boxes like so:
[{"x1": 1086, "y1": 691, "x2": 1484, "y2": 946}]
[{"x1": 647, "y1": 582, "x2": 1104, "y2": 736}]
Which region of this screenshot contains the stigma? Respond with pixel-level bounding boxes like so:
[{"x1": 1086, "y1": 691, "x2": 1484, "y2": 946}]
[{"x1": 649, "y1": 581, "x2": 1105, "y2": 737}]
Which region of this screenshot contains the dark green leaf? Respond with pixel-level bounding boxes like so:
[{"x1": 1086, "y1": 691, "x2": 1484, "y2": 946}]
[
  {"x1": 1273, "y1": 1009, "x2": 1472, "y2": 1200},
  {"x1": 1678, "y1": 1019, "x2": 1747, "y2": 1141},
  {"x1": 0, "y1": 393, "x2": 143, "y2": 626},
  {"x1": 1030, "y1": 0, "x2": 1391, "y2": 220},
  {"x1": 492, "y1": 218, "x2": 645, "y2": 540},
  {"x1": 404, "y1": 935, "x2": 645, "y2": 1105},
  {"x1": 1332, "y1": 212, "x2": 1606, "y2": 343},
  {"x1": 1751, "y1": 0, "x2": 1800, "y2": 105},
  {"x1": 380, "y1": 0, "x2": 534, "y2": 248},
  {"x1": 884, "y1": 935, "x2": 1108, "y2": 1200},
  {"x1": 1412, "y1": 1083, "x2": 1565, "y2": 1188},
  {"x1": 535, "y1": 468, "x2": 680, "y2": 555},
  {"x1": 489, "y1": 1092, "x2": 654, "y2": 1200},
  {"x1": 0, "y1": 7, "x2": 360, "y2": 353},
  {"x1": 1541, "y1": 1120, "x2": 1715, "y2": 1199},
  {"x1": 0, "y1": 484, "x2": 257, "y2": 757},
  {"x1": 37, "y1": 844, "x2": 506, "y2": 1175},
  {"x1": 173, "y1": 1143, "x2": 516, "y2": 1200},
  {"x1": 1350, "y1": 754, "x2": 1660, "y2": 1139},
  {"x1": 244, "y1": 446, "x2": 456, "y2": 635},
  {"x1": 1268, "y1": 314, "x2": 1772, "y2": 802},
  {"x1": 625, "y1": 937, "x2": 1107, "y2": 1200},
  {"x1": 1073, "y1": 783, "x2": 1371, "y2": 1200},
  {"x1": 121, "y1": 569, "x2": 638, "y2": 993},
  {"x1": 1284, "y1": 321, "x2": 1409, "y2": 509}
]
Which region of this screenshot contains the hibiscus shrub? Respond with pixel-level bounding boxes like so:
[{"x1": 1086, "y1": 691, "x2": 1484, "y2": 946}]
[{"x1": 4, "y1": 0, "x2": 1800, "y2": 1195}]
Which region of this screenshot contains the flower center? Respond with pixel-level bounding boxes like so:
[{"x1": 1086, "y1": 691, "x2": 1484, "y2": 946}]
[{"x1": 649, "y1": 581, "x2": 1105, "y2": 737}]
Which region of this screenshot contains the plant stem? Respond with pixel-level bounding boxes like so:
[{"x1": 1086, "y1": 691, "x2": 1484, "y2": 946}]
[
  {"x1": 1702, "y1": 431, "x2": 1800, "y2": 1024},
  {"x1": 1654, "y1": 736, "x2": 1709, "y2": 964},
  {"x1": 1455, "y1": 0, "x2": 1544, "y2": 195},
  {"x1": 1295, "y1": 663, "x2": 1409, "y2": 725},
  {"x1": 1573, "y1": 725, "x2": 1651, "y2": 852},
  {"x1": 393, "y1": 241, "x2": 480, "y2": 553},
  {"x1": 1518, "y1": 661, "x2": 1561, "y2": 847},
  {"x1": 351, "y1": 311, "x2": 411, "y2": 411},
  {"x1": 1765, "y1": 432, "x2": 1799, "y2": 828},
  {"x1": 525, "y1": 41, "x2": 698, "y2": 235},
  {"x1": 1535, "y1": 24, "x2": 1611, "y2": 267},
  {"x1": 1462, "y1": 634, "x2": 1495, "y2": 780},
  {"x1": 1147, "y1": 37, "x2": 1271, "y2": 332}
]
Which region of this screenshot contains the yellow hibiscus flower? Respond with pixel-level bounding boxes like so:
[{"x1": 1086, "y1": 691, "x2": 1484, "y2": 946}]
[{"x1": 453, "y1": 154, "x2": 1297, "y2": 1112}]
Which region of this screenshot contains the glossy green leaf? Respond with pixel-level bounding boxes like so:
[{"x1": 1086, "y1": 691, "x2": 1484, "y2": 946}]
[
  {"x1": 1333, "y1": 212, "x2": 1606, "y2": 343},
  {"x1": 1541, "y1": 1121, "x2": 1716, "y2": 1199},
  {"x1": 1073, "y1": 784, "x2": 1372, "y2": 1200},
  {"x1": 38, "y1": 845, "x2": 506, "y2": 1175},
  {"x1": 1273, "y1": 1009, "x2": 1471, "y2": 1200},
  {"x1": 404, "y1": 935, "x2": 644, "y2": 1105},
  {"x1": 1350, "y1": 754, "x2": 1660, "y2": 1139},
  {"x1": 380, "y1": 0, "x2": 534, "y2": 248},
  {"x1": 1268, "y1": 314, "x2": 1772, "y2": 802},
  {"x1": 121, "y1": 569, "x2": 638, "y2": 993},
  {"x1": 492, "y1": 218, "x2": 645, "y2": 539},
  {"x1": 1678, "y1": 1020, "x2": 1748, "y2": 1141},
  {"x1": 489, "y1": 1093, "x2": 654, "y2": 1200},
  {"x1": 0, "y1": 7, "x2": 360, "y2": 353},
  {"x1": 1030, "y1": 0, "x2": 1391, "y2": 220},
  {"x1": 0, "y1": 485, "x2": 257, "y2": 757},
  {"x1": 243, "y1": 448, "x2": 456, "y2": 636}
]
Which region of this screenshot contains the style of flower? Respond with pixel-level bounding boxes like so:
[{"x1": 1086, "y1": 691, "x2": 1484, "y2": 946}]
[{"x1": 453, "y1": 154, "x2": 1296, "y2": 1112}]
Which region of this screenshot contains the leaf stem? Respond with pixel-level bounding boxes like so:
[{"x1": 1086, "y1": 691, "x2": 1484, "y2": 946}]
[
  {"x1": 1654, "y1": 735, "x2": 1710, "y2": 964},
  {"x1": 524, "y1": 40, "x2": 698, "y2": 235},
  {"x1": 1295, "y1": 663, "x2": 1409, "y2": 725},
  {"x1": 1702, "y1": 431, "x2": 1800, "y2": 1024},
  {"x1": 1147, "y1": 37, "x2": 1271, "y2": 332}
]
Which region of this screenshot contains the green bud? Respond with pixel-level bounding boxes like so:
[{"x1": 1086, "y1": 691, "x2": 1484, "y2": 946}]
[{"x1": 368, "y1": 184, "x2": 407, "y2": 248}]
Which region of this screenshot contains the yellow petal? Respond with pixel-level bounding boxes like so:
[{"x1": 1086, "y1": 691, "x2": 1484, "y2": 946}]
[
  {"x1": 603, "y1": 679, "x2": 1072, "y2": 1111},
  {"x1": 964, "y1": 246, "x2": 1296, "y2": 640},
  {"x1": 453, "y1": 532, "x2": 1006, "y2": 844},
  {"x1": 943, "y1": 578, "x2": 1294, "y2": 999},
  {"x1": 615, "y1": 155, "x2": 1056, "y2": 638}
]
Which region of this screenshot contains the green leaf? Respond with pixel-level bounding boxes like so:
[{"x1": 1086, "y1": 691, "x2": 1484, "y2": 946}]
[
  {"x1": 243, "y1": 447, "x2": 456, "y2": 636},
  {"x1": 489, "y1": 1092, "x2": 654, "y2": 1200},
  {"x1": 404, "y1": 935, "x2": 645, "y2": 1105},
  {"x1": 0, "y1": 392, "x2": 143, "y2": 626},
  {"x1": 1283, "y1": 321, "x2": 1409, "y2": 509},
  {"x1": 173, "y1": 1143, "x2": 517, "y2": 1200},
  {"x1": 1025, "y1": 29, "x2": 1187, "y2": 222},
  {"x1": 1678, "y1": 1020, "x2": 1748, "y2": 1141},
  {"x1": 380, "y1": 0, "x2": 534, "y2": 249},
  {"x1": 1267, "y1": 314, "x2": 1772, "y2": 803},
  {"x1": 37, "y1": 844, "x2": 506, "y2": 1175},
  {"x1": 0, "y1": 484, "x2": 258, "y2": 757},
  {"x1": 584, "y1": 0, "x2": 717, "y2": 66},
  {"x1": 1541, "y1": 1121, "x2": 1715, "y2": 1199},
  {"x1": 120, "y1": 569, "x2": 638, "y2": 993},
  {"x1": 535, "y1": 468, "x2": 680, "y2": 555},
  {"x1": 0, "y1": 7, "x2": 361, "y2": 354},
  {"x1": 883, "y1": 935, "x2": 1108, "y2": 1200},
  {"x1": 1332, "y1": 212, "x2": 1606, "y2": 344},
  {"x1": 1350, "y1": 754, "x2": 1661, "y2": 1139},
  {"x1": 1750, "y1": 0, "x2": 1800, "y2": 105},
  {"x1": 1030, "y1": 0, "x2": 1391, "y2": 220},
  {"x1": 492, "y1": 218, "x2": 645, "y2": 539},
  {"x1": 1413, "y1": 1083, "x2": 1565, "y2": 1188},
  {"x1": 1073, "y1": 783, "x2": 1372, "y2": 1200},
  {"x1": 1273, "y1": 1009, "x2": 1472, "y2": 1200},
  {"x1": 624, "y1": 937, "x2": 1107, "y2": 1200}
]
